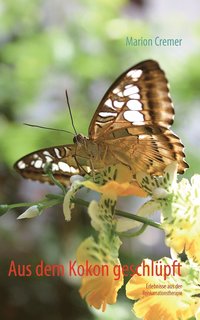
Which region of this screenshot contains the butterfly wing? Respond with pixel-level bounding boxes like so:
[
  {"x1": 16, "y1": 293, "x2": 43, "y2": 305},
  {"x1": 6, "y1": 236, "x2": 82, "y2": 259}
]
[
  {"x1": 89, "y1": 59, "x2": 188, "y2": 174},
  {"x1": 105, "y1": 126, "x2": 187, "y2": 175},
  {"x1": 14, "y1": 144, "x2": 82, "y2": 185},
  {"x1": 129, "y1": 126, "x2": 188, "y2": 175},
  {"x1": 132, "y1": 129, "x2": 188, "y2": 175},
  {"x1": 14, "y1": 60, "x2": 188, "y2": 184},
  {"x1": 89, "y1": 60, "x2": 174, "y2": 140}
]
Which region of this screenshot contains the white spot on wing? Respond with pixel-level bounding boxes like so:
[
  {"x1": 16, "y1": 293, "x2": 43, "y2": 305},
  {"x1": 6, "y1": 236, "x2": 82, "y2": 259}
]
[
  {"x1": 139, "y1": 135, "x2": 146, "y2": 140},
  {"x1": 127, "y1": 69, "x2": 142, "y2": 79},
  {"x1": 43, "y1": 151, "x2": 51, "y2": 156},
  {"x1": 54, "y1": 148, "x2": 61, "y2": 158},
  {"x1": 104, "y1": 98, "x2": 113, "y2": 109},
  {"x1": 125, "y1": 84, "x2": 133, "y2": 89},
  {"x1": 124, "y1": 110, "x2": 144, "y2": 122},
  {"x1": 33, "y1": 154, "x2": 39, "y2": 159},
  {"x1": 113, "y1": 101, "x2": 124, "y2": 108},
  {"x1": 59, "y1": 162, "x2": 79, "y2": 174},
  {"x1": 58, "y1": 162, "x2": 70, "y2": 172},
  {"x1": 127, "y1": 100, "x2": 142, "y2": 110},
  {"x1": 113, "y1": 87, "x2": 120, "y2": 94},
  {"x1": 129, "y1": 93, "x2": 140, "y2": 99},
  {"x1": 99, "y1": 112, "x2": 117, "y2": 117},
  {"x1": 70, "y1": 167, "x2": 78, "y2": 173},
  {"x1": 18, "y1": 161, "x2": 26, "y2": 169},
  {"x1": 124, "y1": 86, "x2": 139, "y2": 96},
  {"x1": 117, "y1": 92, "x2": 123, "y2": 97},
  {"x1": 52, "y1": 163, "x2": 59, "y2": 171},
  {"x1": 45, "y1": 156, "x2": 53, "y2": 162},
  {"x1": 34, "y1": 160, "x2": 43, "y2": 169}
]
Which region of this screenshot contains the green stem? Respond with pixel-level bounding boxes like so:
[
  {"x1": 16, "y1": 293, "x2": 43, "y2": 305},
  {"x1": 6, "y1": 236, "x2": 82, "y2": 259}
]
[
  {"x1": 116, "y1": 208, "x2": 162, "y2": 229},
  {"x1": 39, "y1": 198, "x2": 63, "y2": 210},
  {"x1": 71, "y1": 198, "x2": 162, "y2": 230},
  {"x1": 1, "y1": 195, "x2": 162, "y2": 230},
  {"x1": 45, "y1": 165, "x2": 66, "y2": 194},
  {"x1": 49, "y1": 173, "x2": 66, "y2": 194},
  {"x1": 45, "y1": 193, "x2": 64, "y2": 200},
  {"x1": 8, "y1": 201, "x2": 43, "y2": 209},
  {"x1": 118, "y1": 223, "x2": 148, "y2": 238},
  {"x1": 0, "y1": 194, "x2": 64, "y2": 216}
]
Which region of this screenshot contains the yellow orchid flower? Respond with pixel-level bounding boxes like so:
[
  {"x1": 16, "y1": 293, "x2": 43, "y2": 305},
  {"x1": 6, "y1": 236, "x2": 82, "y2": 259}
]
[
  {"x1": 126, "y1": 258, "x2": 200, "y2": 320},
  {"x1": 76, "y1": 237, "x2": 123, "y2": 312}
]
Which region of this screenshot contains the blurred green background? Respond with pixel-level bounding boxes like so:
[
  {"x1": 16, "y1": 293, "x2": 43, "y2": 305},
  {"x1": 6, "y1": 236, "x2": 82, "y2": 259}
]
[{"x1": 0, "y1": 0, "x2": 200, "y2": 319}]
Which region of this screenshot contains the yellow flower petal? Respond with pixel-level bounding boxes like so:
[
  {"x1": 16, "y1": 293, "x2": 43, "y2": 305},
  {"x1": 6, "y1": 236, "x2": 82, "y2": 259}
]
[
  {"x1": 164, "y1": 216, "x2": 200, "y2": 264},
  {"x1": 79, "y1": 263, "x2": 123, "y2": 312},
  {"x1": 82, "y1": 180, "x2": 147, "y2": 198},
  {"x1": 77, "y1": 237, "x2": 124, "y2": 312},
  {"x1": 63, "y1": 180, "x2": 82, "y2": 220},
  {"x1": 195, "y1": 305, "x2": 200, "y2": 320},
  {"x1": 126, "y1": 258, "x2": 199, "y2": 320}
]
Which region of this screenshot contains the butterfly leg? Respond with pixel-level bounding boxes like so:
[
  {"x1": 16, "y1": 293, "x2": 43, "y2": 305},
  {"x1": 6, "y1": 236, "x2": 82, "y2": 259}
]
[
  {"x1": 72, "y1": 155, "x2": 87, "y2": 175},
  {"x1": 89, "y1": 159, "x2": 96, "y2": 180},
  {"x1": 71, "y1": 142, "x2": 91, "y2": 175},
  {"x1": 100, "y1": 144, "x2": 109, "y2": 162}
]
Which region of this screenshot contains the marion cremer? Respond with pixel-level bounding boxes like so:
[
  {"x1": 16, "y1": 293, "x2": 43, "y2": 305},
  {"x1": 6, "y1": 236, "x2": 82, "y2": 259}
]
[{"x1": 68, "y1": 260, "x2": 182, "y2": 281}]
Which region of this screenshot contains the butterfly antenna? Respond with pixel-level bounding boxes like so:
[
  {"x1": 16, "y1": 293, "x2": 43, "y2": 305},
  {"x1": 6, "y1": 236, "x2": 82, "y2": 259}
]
[
  {"x1": 65, "y1": 90, "x2": 78, "y2": 136},
  {"x1": 23, "y1": 123, "x2": 74, "y2": 135}
]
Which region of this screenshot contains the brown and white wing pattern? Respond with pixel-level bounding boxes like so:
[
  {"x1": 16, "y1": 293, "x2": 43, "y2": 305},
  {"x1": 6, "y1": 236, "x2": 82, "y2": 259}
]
[
  {"x1": 89, "y1": 60, "x2": 174, "y2": 140},
  {"x1": 14, "y1": 145, "x2": 81, "y2": 185},
  {"x1": 124, "y1": 127, "x2": 187, "y2": 175},
  {"x1": 89, "y1": 59, "x2": 188, "y2": 174}
]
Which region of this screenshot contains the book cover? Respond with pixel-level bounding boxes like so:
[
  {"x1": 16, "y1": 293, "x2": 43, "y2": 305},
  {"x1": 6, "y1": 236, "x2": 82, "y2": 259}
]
[{"x1": 0, "y1": 1, "x2": 200, "y2": 319}]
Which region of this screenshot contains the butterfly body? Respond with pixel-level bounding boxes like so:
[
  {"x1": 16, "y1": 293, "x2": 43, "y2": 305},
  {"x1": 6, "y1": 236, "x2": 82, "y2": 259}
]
[{"x1": 14, "y1": 60, "x2": 188, "y2": 185}]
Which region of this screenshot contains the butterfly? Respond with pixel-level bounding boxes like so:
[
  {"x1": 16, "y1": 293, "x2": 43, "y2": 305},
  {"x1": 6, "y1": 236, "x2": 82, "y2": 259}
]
[{"x1": 14, "y1": 60, "x2": 188, "y2": 185}]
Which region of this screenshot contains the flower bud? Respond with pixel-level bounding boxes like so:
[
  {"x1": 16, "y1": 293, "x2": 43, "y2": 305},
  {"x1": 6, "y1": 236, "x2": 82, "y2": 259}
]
[{"x1": 17, "y1": 205, "x2": 41, "y2": 219}]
